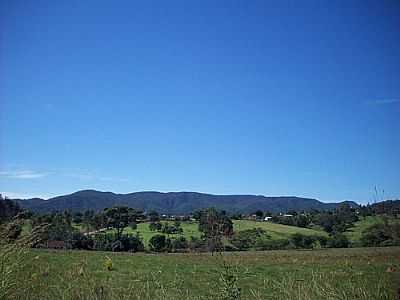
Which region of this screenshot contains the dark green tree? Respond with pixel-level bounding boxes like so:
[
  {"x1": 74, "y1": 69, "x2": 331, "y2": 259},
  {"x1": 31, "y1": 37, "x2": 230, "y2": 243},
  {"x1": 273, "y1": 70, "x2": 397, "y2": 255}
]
[
  {"x1": 149, "y1": 234, "x2": 170, "y2": 252},
  {"x1": 103, "y1": 206, "x2": 142, "y2": 240},
  {"x1": 149, "y1": 222, "x2": 162, "y2": 231},
  {"x1": 254, "y1": 210, "x2": 264, "y2": 220},
  {"x1": 148, "y1": 210, "x2": 160, "y2": 222},
  {"x1": 198, "y1": 208, "x2": 233, "y2": 254}
]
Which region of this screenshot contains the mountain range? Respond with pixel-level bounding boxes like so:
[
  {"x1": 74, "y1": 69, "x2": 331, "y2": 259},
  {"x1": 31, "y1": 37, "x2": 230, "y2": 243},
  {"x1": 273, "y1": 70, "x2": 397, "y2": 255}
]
[{"x1": 15, "y1": 190, "x2": 358, "y2": 214}]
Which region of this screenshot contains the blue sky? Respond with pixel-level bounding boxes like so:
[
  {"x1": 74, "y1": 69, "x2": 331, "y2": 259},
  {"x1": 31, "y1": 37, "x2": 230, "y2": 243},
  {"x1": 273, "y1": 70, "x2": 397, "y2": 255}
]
[{"x1": 0, "y1": 1, "x2": 399, "y2": 203}]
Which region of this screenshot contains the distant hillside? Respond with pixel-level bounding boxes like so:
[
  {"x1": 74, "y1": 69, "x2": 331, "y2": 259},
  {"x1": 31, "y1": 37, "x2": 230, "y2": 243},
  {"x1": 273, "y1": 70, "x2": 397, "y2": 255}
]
[{"x1": 15, "y1": 190, "x2": 358, "y2": 214}]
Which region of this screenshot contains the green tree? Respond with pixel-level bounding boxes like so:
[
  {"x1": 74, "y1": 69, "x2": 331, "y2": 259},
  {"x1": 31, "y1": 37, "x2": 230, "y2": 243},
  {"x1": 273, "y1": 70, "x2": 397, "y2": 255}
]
[
  {"x1": 148, "y1": 210, "x2": 160, "y2": 222},
  {"x1": 129, "y1": 221, "x2": 137, "y2": 231},
  {"x1": 328, "y1": 233, "x2": 349, "y2": 248},
  {"x1": 82, "y1": 210, "x2": 95, "y2": 232},
  {"x1": 103, "y1": 206, "x2": 142, "y2": 240},
  {"x1": 254, "y1": 210, "x2": 263, "y2": 220},
  {"x1": 149, "y1": 234, "x2": 170, "y2": 252},
  {"x1": 198, "y1": 208, "x2": 233, "y2": 254},
  {"x1": 149, "y1": 222, "x2": 162, "y2": 231}
]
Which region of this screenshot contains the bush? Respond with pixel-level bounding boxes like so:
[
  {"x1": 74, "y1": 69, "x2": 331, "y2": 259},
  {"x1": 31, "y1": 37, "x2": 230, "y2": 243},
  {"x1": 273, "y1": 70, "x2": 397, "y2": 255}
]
[
  {"x1": 92, "y1": 234, "x2": 113, "y2": 251},
  {"x1": 290, "y1": 233, "x2": 323, "y2": 249},
  {"x1": 255, "y1": 238, "x2": 290, "y2": 250},
  {"x1": 161, "y1": 222, "x2": 183, "y2": 234},
  {"x1": 170, "y1": 236, "x2": 188, "y2": 252},
  {"x1": 230, "y1": 228, "x2": 270, "y2": 250},
  {"x1": 188, "y1": 236, "x2": 207, "y2": 252},
  {"x1": 118, "y1": 234, "x2": 144, "y2": 252},
  {"x1": 327, "y1": 233, "x2": 349, "y2": 248},
  {"x1": 360, "y1": 223, "x2": 400, "y2": 247},
  {"x1": 315, "y1": 235, "x2": 328, "y2": 248},
  {"x1": 92, "y1": 233, "x2": 144, "y2": 252},
  {"x1": 149, "y1": 234, "x2": 170, "y2": 252},
  {"x1": 104, "y1": 256, "x2": 113, "y2": 271},
  {"x1": 71, "y1": 232, "x2": 94, "y2": 250},
  {"x1": 149, "y1": 222, "x2": 162, "y2": 231}
]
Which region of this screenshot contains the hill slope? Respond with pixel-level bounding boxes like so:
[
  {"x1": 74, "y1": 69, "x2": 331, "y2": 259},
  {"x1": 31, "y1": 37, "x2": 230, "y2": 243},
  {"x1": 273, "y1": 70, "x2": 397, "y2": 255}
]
[
  {"x1": 16, "y1": 189, "x2": 357, "y2": 214},
  {"x1": 105, "y1": 220, "x2": 327, "y2": 248}
]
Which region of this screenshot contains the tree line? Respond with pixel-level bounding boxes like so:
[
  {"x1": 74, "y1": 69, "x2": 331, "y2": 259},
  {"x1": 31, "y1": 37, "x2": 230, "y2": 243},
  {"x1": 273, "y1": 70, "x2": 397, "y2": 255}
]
[{"x1": 1, "y1": 194, "x2": 399, "y2": 253}]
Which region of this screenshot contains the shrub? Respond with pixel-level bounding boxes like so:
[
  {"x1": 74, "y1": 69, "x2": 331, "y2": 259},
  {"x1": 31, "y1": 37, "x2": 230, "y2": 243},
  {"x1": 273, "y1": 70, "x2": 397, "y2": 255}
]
[
  {"x1": 255, "y1": 238, "x2": 290, "y2": 250},
  {"x1": 188, "y1": 236, "x2": 207, "y2": 252},
  {"x1": 149, "y1": 222, "x2": 162, "y2": 231},
  {"x1": 290, "y1": 233, "x2": 322, "y2": 249},
  {"x1": 230, "y1": 228, "x2": 270, "y2": 250},
  {"x1": 170, "y1": 236, "x2": 188, "y2": 252},
  {"x1": 161, "y1": 222, "x2": 183, "y2": 234},
  {"x1": 104, "y1": 256, "x2": 113, "y2": 271},
  {"x1": 71, "y1": 232, "x2": 94, "y2": 250},
  {"x1": 327, "y1": 233, "x2": 349, "y2": 248},
  {"x1": 92, "y1": 233, "x2": 144, "y2": 252},
  {"x1": 149, "y1": 234, "x2": 170, "y2": 252},
  {"x1": 360, "y1": 223, "x2": 400, "y2": 247},
  {"x1": 118, "y1": 234, "x2": 144, "y2": 252}
]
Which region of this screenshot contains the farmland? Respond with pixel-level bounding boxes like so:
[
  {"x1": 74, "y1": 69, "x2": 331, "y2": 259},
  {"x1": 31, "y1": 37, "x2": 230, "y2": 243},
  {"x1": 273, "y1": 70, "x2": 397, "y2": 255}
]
[
  {"x1": 101, "y1": 220, "x2": 327, "y2": 248},
  {"x1": 15, "y1": 246, "x2": 400, "y2": 300}
]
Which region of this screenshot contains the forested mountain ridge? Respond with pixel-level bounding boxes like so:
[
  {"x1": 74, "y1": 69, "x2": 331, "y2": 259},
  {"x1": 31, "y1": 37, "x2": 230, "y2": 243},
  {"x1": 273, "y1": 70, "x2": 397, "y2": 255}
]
[{"x1": 15, "y1": 190, "x2": 358, "y2": 214}]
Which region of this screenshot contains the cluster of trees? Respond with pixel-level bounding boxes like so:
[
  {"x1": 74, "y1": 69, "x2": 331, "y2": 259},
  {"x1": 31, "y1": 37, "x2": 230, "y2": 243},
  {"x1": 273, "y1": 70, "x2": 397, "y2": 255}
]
[
  {"x1": 147, "y1": 208, "x2": 233, "y2": 253},
  {"x1": 148, "y1": 216, "x2": 184, "y2": 235},
  {"x1": 253, "y1": 204, "x2": 359, "y2": 234},
  {"x1": 148, "y1": 210, "x2": 184, "y2": 234},
  {"x1": 0, "y1": 196, "x2": 30, "y2": 243},
  {"x1": 229, "y1": 228, "x2": 349, "y2": 251},
  {"x1": 0, "y1": 195, "x2": 23, "y2": 223},
  {"x1": 148, "y1": 235, "x2": 188, "y2": 252},
  {"x1": 248, "y1": 202, "x2": 400, "y2": 249},
  {"x1": 359, "y1": 200, "x2": 400, "y2": 217},
  {"x1": 314, "y1": 204, "x2": 359, "y2": 234},
  {"x1": 360, "y1": 219, "x2": 400, "y2": 247},
  {"x1": 250, "y1": 204, "x2": 359, "y2": 247},
  {"x1": 196, "y1": 208, "x2": 233, "y2": 253},
  {"x1": 24, "y1": 206, "x2": 145, "y2": 252}
]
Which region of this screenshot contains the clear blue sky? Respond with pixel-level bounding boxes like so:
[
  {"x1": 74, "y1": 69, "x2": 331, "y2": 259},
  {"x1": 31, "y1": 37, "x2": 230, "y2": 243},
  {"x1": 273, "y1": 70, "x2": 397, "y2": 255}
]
[{"x1": 1, "y1": 1, "x2": 399, "y2": 203}]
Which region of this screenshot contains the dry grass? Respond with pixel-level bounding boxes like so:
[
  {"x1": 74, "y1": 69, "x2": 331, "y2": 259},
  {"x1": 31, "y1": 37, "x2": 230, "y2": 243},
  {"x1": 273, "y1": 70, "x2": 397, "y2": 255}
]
[
  {"x1": 0, "y1": 222, "x2": 48, "y2": 300},
  {"x1": 2, "y1": 220, "x2": 399, "y2": 300},
  {"x1": 12, "y1": 246, "x2": 399, "y2": 300}
]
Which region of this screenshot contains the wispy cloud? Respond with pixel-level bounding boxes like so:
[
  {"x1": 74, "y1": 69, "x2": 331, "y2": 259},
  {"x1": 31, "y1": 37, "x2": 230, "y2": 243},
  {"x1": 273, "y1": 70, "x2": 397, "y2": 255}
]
[
  {"x1": 0, "y1": 170, "x2": 49, "y2": 179},
  {"x1": 0, "y1": 191, "x2": 53, "y2": 199},
  {"x1": 369, "y1": 98, "x2": 400, "y2": 105},
  {"x1": 0, "y1": 168, "x2": 128, "y2": 183}
]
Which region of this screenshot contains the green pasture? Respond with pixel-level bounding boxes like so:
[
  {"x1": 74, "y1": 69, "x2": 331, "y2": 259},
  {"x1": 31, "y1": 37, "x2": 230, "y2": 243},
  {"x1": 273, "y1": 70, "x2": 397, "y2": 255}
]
[
  {"x1": 101, "y1": 220, "x2": 327, "y2": 247},
  {"x1": 18, "y1": 247, "x2": 400, "y2": 300}
]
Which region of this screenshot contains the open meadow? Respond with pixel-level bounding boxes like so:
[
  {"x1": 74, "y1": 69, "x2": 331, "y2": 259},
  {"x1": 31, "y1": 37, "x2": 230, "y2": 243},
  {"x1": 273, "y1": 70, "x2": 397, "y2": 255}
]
[
  {"x1": 102, "y1": 220, "x2": 327, "y2": 248},
  {"x1": 13, "y1": 246, "x2": 400, "y2": 300}
]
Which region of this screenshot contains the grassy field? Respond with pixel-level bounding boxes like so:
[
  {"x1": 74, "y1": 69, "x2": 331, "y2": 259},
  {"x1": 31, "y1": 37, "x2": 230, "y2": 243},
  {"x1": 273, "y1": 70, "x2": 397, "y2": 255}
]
[
  {"x1": 14, "y1": 247, "x2": 400, "y2": 300},
  {"x1": 112, "y1": 221, "x2": 202, "y2": 246},
  {"x1": 108, "y1": 220, "x2": 327, "y2": 248},
  {"x1": 233, "y1": 220, "x2": 327, "y2": 238}
]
